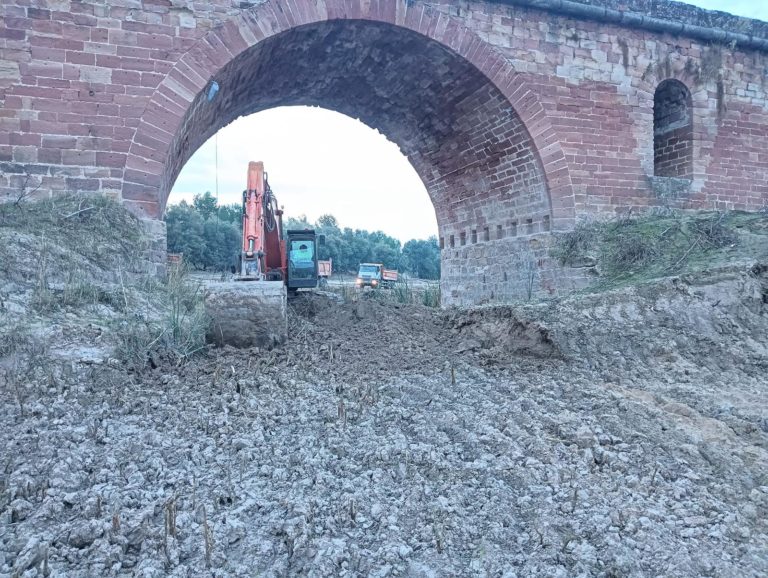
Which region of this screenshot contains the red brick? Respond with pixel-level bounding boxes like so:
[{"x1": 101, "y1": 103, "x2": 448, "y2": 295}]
[
  {"x1": 96, "y1": 153, "x2": 126, "y2": 168},
  {"x1": 10, "y1": 133, "x2": 41, "y2": 146},
  {"x1": 65, "y1": 51, "x2": 96, "y2": 65},
  {"x1": 62, "y1": 150, "x2": 95, "y2": 166},
  {"x1": 120, "y1": 56, "x2": 156, "y2": 72},
  {"x1": 37, "y1": 148, "x2": 62, "y2": 163},
  {"x1": 136, "y1": 32, "x2": 174, "y2": 50},
  {"x1": 42, "y1": 135, "x2": 76, "y2": 148},
  {"x1": 0, "y1": 28, "x2": 26, "y2": 41},
  {"x1": 66, "y1": 177, "x2": 100, "y2": 191},
  {"x1": 122, "y1": 199, "x2": 160, "y2": 219}
]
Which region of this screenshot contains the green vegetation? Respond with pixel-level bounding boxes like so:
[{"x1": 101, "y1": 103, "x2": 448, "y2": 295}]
[
  {"x1": 165, "y1": 192, "x2": 241, "y2": 271},
  {"x1": 288, "y1": 214, "x2": 440, "y2": 278},
  {"x1": 0, "y1": 193, "x2": 211, "y2": 371},
  {"x1": 402, "y1": 238, "x2": 441, "y2": 280},
  {"x1": 113, "y1": 264, "x2": 209, "y2": 372},
  {"x1": 0, "y1": 193, "x2": 146, "y2": 272},
  {"x1": 166, "y1": 192, "x2": 441, "y2": 279},
  {"x1": 552, "y1": 210, "x2": 768, "y2": 290}
]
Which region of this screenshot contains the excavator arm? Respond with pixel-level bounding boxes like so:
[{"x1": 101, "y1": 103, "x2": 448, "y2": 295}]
[
  {"x1": 208, "y1": 161, "x2": 321, "y2": 349},
  {"x1": 241, "y1": 161, "x2": 285, "y2": 280}
]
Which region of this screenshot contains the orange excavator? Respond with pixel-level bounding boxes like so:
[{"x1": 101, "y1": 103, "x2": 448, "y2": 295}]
[{"x1": 240, "y1": 161, "x2": 321, "y2": 292}]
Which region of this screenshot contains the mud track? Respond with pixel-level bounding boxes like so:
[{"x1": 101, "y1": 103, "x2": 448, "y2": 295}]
[{"x1": 2, "y1": 267, "x2": 767, "y2": 577}]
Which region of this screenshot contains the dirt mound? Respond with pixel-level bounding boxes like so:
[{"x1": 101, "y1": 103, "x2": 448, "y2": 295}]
[
  {"x1": 3, "y1": 274, "x2": 766, "y2": 577},
  {"x1": 284, "y1": 292, "x2": 455, "y2": 380},
  {"x1": 279, "y1": 291, "x2": 561, "y2": 383},
  {"x1": 543, "y1": 262, "x2": 768, "y2": 373},
  {"x1": 2, "y1": 203, "x2": 768, "y2": 577},
  {"x1": 448, "y1": 306, "x2": 560, "y2": 358}
]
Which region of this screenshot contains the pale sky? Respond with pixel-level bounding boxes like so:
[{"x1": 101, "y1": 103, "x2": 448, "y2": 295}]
[
  {"x1": 170, "y1": 107, "x2": 434, "y2": 242},
  {"x1": 168, "y1": 0, "x2": 767, "y2": 242}
]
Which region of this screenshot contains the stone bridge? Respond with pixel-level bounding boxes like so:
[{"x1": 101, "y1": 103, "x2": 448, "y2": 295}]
[{"x1": 1, "y1": 0, "x2": 767, "y2": 305}]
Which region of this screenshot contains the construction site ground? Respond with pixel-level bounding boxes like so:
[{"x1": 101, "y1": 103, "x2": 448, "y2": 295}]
[{"x1": 1, "y1": 198, "x2": 767, "y2": 577}]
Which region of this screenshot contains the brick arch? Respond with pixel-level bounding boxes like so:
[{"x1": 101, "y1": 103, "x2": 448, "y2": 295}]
[
  {"x1": 634, "y1": 65, "x2": 714, "y2": 186},
  {"x1": 653, "y1": 79, "x2": 694, "y2": 179},
  {"x1": 124, "y1": 0, "x2": 575, "y2": 230}
]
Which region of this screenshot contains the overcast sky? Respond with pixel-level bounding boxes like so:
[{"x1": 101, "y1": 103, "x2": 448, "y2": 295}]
[{"x1": 168, "y1": 0, "x2": 767, "y2": 243}]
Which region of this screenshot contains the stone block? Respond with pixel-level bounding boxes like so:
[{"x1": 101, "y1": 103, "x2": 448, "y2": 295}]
[{"x1": 204, "y1": 281, "x2": 287, "y2": 349}]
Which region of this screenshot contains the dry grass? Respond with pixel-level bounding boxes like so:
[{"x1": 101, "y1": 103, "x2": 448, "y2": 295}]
[
  {"x1": 552, "y1": 210, "x2": 766, "y2": 290},
  {"x1": 113, "y1": 264, "x2": 209, "y2": 372},
  {"x1": 329, "y1": 279, "x2": 441, "y2": 308},
  {"x1": 0, "y1": 328, "x2": 48, "y2": 418},
  {"x1": 0, "y1": 193, "x2": 146, "y2": 272}
]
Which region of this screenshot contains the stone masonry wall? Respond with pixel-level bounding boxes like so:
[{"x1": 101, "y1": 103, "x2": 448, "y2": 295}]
[
  {"x1": 431, "y1": 0, "x2": 768, "y2": 214},
  {"x1": 1, "y1": 0, "x2": 767, "y2": 306}
]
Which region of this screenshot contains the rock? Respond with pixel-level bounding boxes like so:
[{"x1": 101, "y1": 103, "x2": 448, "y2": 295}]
[
  {"x1": 575, "y1": 426, "x2": 594, "y2": 449},
  {"x1": 407, "y1": 561, "x2": 438, "y2": 577},
  {"x1": 204, "y1": 281, "x2": 287, "y2": 348},
  {"x1": 68, "y1": 520, "x2": 103, "y2": 549},
  {"x1": 12, "y1": 538, "x2": 44, "y2": 576},
  {"x1": 10, "y1": 499, "x2": 33, "y2": 523},
  {"x1": 456, "y1": 339, "x2": 481, "y2": 353}
]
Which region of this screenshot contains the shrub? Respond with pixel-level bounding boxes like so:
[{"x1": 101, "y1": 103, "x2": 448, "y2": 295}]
[
  {"x1": 551, "y1": 222, "x2": 597, "y2": 266},
  {"x1": 421, "y1": 283, "x2": 441, "y2": 307},
  {"x1": 114, "y1": 265, "x2": 209, "y2": 371}
]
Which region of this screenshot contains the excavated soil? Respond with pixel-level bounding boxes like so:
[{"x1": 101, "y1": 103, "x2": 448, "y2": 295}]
[{"x1": 2, "y1": 268, "x2": 768, "y2": 577}]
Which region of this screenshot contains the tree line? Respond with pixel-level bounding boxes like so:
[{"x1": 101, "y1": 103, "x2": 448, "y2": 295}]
[{"x1": 165, "y1": 192, "x2": 441, "y2": 279}]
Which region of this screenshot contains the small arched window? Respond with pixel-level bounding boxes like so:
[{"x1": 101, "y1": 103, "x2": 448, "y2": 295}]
[{"x1": 654, "y1": 79, "x2": 693, "y2": 179}]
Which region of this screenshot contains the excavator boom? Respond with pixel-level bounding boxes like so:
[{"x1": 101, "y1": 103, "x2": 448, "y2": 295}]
[
  {"x1": 241, "y1": 162, "x2": 265, "y2": 276},
  {"x1": 241, "y1": 161, "x2": 285, "y2": 281},
  {"x1": 207, "y1": 161, "x2": 323, "y2": 349}
]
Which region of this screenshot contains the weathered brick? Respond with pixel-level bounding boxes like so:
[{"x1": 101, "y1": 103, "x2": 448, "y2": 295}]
[
  {"x1": 1, "y1": 0, "x2": 766, "y2": 304},
  {"x1": 65, "y1": 177, "x2": 100, "y2": 191},
  {"x1": 37, "y1": 148, "x2": 62, "y2": 163},
  {"x1": 95, "y1": 152, "x2": 127, "y2": 168},
  {"x1": 62, "y1": 150, "x2": 95, "y2": 166}
]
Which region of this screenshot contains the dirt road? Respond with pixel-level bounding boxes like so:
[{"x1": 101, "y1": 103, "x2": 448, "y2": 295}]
[{"x1": 2, "y1": 267, "x2": 767, "y2": 577}]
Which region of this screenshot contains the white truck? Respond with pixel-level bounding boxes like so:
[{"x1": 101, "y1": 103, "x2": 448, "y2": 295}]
[{"x1": 355, "y1": 263, "x2": 398, "y2": 288}]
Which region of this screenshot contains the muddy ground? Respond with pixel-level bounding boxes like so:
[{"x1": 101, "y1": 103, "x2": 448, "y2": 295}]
[{"x1": 2, "y1": 264, "x2": 767, "y2": 577}]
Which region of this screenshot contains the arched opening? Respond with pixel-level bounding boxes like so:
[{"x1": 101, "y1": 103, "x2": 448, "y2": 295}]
[
  {"x1": 127, "y1": 12, "x2": 565, "y2": 304},
  {"x1": 158, "y1": 21, "x2": 551, "y2": 237},
  {"x1": 653, "y1": 79, "x2": 694, "y2": 179},
  {"x1": 168, "y1": 106, "x2": 437, "y2": 242},
  {"x1": 166, "y1": 105, "x2": 440, "y2": 276}
]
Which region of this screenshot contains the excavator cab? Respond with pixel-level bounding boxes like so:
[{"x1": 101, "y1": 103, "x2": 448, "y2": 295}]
[{"x1": 286, "y1": 230, "x2": 320, "y2": 291}]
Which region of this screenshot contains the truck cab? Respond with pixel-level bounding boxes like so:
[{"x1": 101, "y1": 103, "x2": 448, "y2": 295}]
[
  {"x1": 356, "y1": 263, "x2": 398, "y2": 288},
  {"x1": 286, "y1": 230, "x2": 319, "y2": 290}
]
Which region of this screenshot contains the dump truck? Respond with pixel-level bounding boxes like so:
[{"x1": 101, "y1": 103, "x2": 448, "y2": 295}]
[
  {"x1": 355, "y1": 263, "x2": 398, "y2": 288},
  {"x1": 318, "y1": 258, "x2": 332, "y2": 286}
]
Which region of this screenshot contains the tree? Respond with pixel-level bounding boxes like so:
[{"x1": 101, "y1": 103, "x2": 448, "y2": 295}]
[
  {"x1": 371, "y1": 242, "x2": 400, "y2": 269},
  {"x1": 316, "y1": 214, "x2": 340, "y2": 232},
  {"x1": 168, "y1": 203, "x2": 439, "y2": 277},
  {"x1": 402, "y1": 237, "x2": 440, "y2": 279},
  {"x1": 165, "y1": 202, "x2": 207, "y2": 269},
  {"x1": 217, "y1": 203, "x2": 242, "y2": 226},
  {"x1": 284, "y1": 215, "x2": 312, "y2": 231},
  {"x1": 203, "y1": 220, "x2": 240, "y2": 271},
  {"x1": 193, "y1": 191, "x2": 218, "y2": 221},
  {"x1": 167, "y1": 198, "x2": 240, "y2": 271}
]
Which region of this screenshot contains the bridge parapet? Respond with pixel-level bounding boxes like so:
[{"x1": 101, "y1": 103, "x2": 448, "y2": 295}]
[{"x1": 490, "y1": 0, "x2": 768, "y2": 48}]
